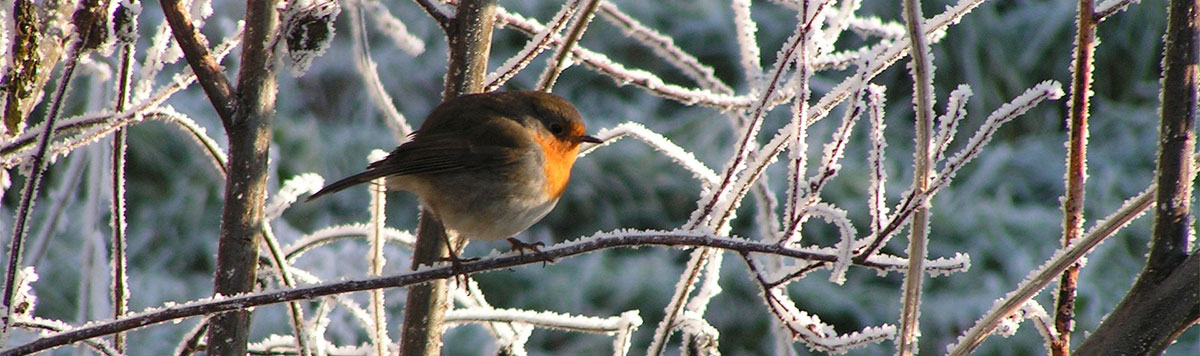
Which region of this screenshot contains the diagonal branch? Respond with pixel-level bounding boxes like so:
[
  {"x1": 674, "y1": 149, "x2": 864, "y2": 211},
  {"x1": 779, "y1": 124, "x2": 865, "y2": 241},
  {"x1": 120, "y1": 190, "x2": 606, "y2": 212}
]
[{"x1": 159, "y1": 0, "x2": 236, "y2": 127}]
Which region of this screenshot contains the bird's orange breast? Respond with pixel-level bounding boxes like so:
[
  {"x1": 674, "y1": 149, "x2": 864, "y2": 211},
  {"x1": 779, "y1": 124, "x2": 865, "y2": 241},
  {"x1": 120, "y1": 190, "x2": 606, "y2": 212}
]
[{"x1": 533, "y1": 133, "x2": 578, "y2": 199}]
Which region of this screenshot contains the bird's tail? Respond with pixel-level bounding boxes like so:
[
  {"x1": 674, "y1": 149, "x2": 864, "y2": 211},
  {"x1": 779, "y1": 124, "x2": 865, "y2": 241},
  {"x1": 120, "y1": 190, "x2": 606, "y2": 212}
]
[{"x1": 306, "y1": 169, "x2": 390, "y2": 202}]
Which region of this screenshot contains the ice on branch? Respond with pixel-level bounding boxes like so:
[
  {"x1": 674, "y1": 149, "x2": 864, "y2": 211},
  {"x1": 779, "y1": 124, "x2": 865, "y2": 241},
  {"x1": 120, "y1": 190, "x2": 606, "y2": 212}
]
[
  {"x1": 936, "y1": 81, "x2": 1063, "y2": 193},
  {"x1": 494, "y1": 7, "x2": 752, "y2": 109},
  {"x1": 599, "y1": 2, "x2": 732, "y2": 94},
  {"x1": 866, "y1": 84, "x2": 889, "y2": 236},
  {"x1": 446, "y1": 308, "x2": 642, "y2": 355},
  {"x1": 113, "y1": 0, "x2": 143, "y2": 45},
  {"x1": 18, "y1": 317, "x2": 120, "y2": 355},
  {"x1": 280, "y1": 0, "x2": 341, "y2": 76},
  {"x1": 365, "y1": 1, "x2": 425, "y2": 55},
  {"x1": 793, "y1": 204, "x2": 857, "y2": 284},
  {"x1": 732, "y1": 0, "x2": 763, "y2": 87},
  {"x1": 846, "y1": 16, "x2": 906, "y2": 40},
  {"x1": 285, "y1": 224, "x2": 415, "y2": 262},
  {"x1": 582, "y1": 122, "x2": 718, "y2": 185},
  {"x1": 933, "y1": 84, "x2": 972, "y2": 165},
  {"x1": 760, "y1": 286, "x2": 895, "y2": 354},
  {"x1": 487, "y1": 0, "x2": 579, "y2": 91},
  {"x1": 678, "y1": 315, "x2": 721, "y2": 356},
  {"x1": 265, "y1": 173, "x2": 325, "y2": 220},
  {"x1": 946, "y1": 181, "x2": 1156, "y2": 356}
]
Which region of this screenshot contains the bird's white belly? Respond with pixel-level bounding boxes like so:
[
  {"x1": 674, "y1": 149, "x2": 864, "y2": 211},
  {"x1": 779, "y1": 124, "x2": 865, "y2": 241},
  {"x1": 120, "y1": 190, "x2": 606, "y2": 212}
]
[
  {"x1": 396, "y1": 171, "x2": 560, "y2": 241},
  {"x1": 443, "y1": 196, "x2": 559, "y2": 240}
]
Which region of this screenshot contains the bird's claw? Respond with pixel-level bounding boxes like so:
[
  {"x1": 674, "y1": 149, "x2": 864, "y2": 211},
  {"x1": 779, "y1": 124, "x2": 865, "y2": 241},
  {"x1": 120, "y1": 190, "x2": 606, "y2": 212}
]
[
  {"x1": 439, "y1": 251, "x2": 479, "y2": 291},
  {"x1": 506, "y1": 237, "x2": 554, "y2": 267}
]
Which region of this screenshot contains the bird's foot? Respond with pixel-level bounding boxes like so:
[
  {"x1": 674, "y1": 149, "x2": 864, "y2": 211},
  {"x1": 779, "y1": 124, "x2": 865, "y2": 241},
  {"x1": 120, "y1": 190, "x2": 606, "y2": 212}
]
[
  {"x1": 506, "y1": 237, "x2": 554, "y2": 267},
  {"x1": 439, "y1": 251, "x2": 479, "y2": 291}
]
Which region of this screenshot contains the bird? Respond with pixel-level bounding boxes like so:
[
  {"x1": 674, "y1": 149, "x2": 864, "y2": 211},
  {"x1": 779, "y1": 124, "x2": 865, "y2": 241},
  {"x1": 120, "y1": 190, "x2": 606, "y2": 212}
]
[{"x1": 307, "y1": 90, "x2": 601, "y2": 263}]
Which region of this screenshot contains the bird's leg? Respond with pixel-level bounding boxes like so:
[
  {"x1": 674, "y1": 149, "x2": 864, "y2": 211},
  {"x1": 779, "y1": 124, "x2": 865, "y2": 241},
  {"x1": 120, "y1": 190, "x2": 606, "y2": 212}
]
[
  {"x1": 440, "y1": 233, "x2": 477, "y2": 290},
  {"x1": 506, "y1": 237, "x2": 554, "y2": 267}
]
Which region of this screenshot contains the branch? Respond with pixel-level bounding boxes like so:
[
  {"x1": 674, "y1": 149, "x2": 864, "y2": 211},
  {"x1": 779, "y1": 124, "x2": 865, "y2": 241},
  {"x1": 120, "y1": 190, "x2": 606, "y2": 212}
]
[
  {"x1": 897, "y1": 0, "x2": 936, "y2": 351},
  {"x1": 159, "y1": 0, "x2": 236, "y2": 126},
  {"x1": 537, "y1": 0, "x2": 602, "y2": 91},
  {"x1": 946, "y1": 176, "x2": 1161, "y2": 356},
  {"x1": 413, "y1": 0, "x2": 452, "y2": 30},
  {"x1": 1076, "y1": 0, "x2": 1199, "y2": 351},
  {"x1": 4, "y1": 231, "x2": 966, "y2": 355},
  {"x1": 1053, "y1": 0, "x2": 1098, "y2": 353},
  {"x1": 205, "y1": 0, "x2": 280, "y2": 353}
]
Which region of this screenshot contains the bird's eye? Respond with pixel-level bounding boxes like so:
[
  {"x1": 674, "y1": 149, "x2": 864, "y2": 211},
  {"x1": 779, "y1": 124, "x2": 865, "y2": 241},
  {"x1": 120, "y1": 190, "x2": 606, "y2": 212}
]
[{"x1": 548, "y1": 123, "x2": 565, "y2": 135}]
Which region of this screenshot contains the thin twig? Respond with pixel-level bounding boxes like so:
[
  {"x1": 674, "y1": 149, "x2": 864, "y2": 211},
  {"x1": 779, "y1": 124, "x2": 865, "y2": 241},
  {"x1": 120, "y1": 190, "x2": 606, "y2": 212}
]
[
  {"x1": 260, "y1": 223, "x2": 312, "y2": 356},
  {"x1": 1053, "y1": 0, "x2": 1097, "y2": 353},
  {"x1": 367, "y1": 172, "x2": 389, "y2": 356},
  {"x1": 484, "y1": 0, "x2": 579, "y2": 91},
  {"x1": 537, "y1": 0, "x2": 602, "y2": 91},
  {"x1": 413, "y1": 0, "x2": 452, "y2": 30},
  {"x1": 596, "y1": 2, "x2": 732, "y2": 94},
  {"x1": 109, "y1": 15, "x2": 137, "y2": 352},
  {"x1": 897, "y1": 0, "x2": 936, "y2": 352}
]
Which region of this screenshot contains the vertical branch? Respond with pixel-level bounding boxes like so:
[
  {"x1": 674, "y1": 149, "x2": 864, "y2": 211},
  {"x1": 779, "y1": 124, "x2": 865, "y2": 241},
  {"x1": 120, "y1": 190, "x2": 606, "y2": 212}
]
[
  {"x1": 731, "y1": 0, "x2": 762, "y2": 87},
  {"x1": 109, "y1": 2, "x2": 139, "y2": 351},
  {"x1": 1053, "y1": 0, "x2": 1097, "y2": 354},
  {"x1": 784, "y1": 1, "x2": 816, "y2": 231},
  {"x1": 897, "y1": 0, "x2": 935, "y2": 354},
  {"x1": 402, "y1": 1, "x2": 497, "y2": 355},
  {"x1": 1, "y1": 0, "x2": 105, "y2": 343},
  {"x1": 1143, "y1": 0, "x2": 1196, "y2": 291},
  {"x1": 442, "y1": 0, "x2": 498, "y2": 97},
  {"x1": 537, "y1": 0, "x2": 602, "y2": 91},
  {"x1": 368, "y1": 173, "x2": 390, "y2": 356},
  {"x1": 1076, "y1": 0, "x2": 1200, "y2": 351}
]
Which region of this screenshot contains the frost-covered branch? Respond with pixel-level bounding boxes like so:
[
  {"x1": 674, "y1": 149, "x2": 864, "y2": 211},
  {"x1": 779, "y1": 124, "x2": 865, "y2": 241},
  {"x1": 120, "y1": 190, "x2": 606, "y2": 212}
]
[
  {"x1": 348, "y1": 0, "x2": 412, "y2": 139},
  {"x1": 897, "y1": 0, "x2": 937, "y2": 351},
  {"x1": 741, "y1": 252, "x2": 896, "y2": 353},
  {"x1": 486, "y1": 0, "x2": 579, "y2": 91},
  {"x1": 537, "y1": 0, "x2": 601, "y2": 91},
  {"x1": 495, "y1": 7, "x2": 752, "y2": 109},
  {"x1": 15, "y1": 318, "x2": 120, "y2": 356},
  {"x1": 446, "y1": 308, "x2": 641, "y2": 335},
  {"x1": 581, "y1": 122, "x2": 718, "y2": 186},
  {"x1": 598, "y1": 2, "x2": 732, "y2": 94},
  {"x1": 855, "y1": 81, "x2": 1064, "y2": 262},
  {"x1": 946, "y1": 176, "x2": 1161, "y2": 356},
  {"x1": 4, "y1": 230, "x2": 969, "y2": 355},
  {"x1": 159, "y1": 0, "x2": 236, "y2": 125},
  {"x1": 1053, "y1": 0, "x2": 1099, "y2": 352},
  {"x1": 2, "y1": 1, "x2": 102, "y2": 339}
]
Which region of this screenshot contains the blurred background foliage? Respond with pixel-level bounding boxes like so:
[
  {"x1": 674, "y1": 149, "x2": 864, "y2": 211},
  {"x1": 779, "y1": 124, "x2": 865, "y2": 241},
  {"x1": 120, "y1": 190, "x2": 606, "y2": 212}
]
[{"x1": 7, "y1": 0, "x2": 1197, "y2": 354}]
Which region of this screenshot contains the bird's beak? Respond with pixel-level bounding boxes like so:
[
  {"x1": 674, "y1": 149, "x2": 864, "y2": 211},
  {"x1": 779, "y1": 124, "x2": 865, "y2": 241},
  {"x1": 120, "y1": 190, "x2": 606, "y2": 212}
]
[{"x1": 579, "y1": 135, "x2": 603, "y2": 144}]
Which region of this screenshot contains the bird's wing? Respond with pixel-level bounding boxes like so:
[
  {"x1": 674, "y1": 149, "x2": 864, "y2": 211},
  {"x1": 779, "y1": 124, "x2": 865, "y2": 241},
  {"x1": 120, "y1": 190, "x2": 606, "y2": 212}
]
[{"x1": 365, "y1": 130, "x2": 527, "y2": 176}]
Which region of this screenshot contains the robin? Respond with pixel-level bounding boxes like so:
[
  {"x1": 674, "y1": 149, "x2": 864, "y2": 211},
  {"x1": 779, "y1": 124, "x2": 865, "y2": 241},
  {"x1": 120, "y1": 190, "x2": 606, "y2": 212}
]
[{"x1": 307, "y1": 91, "x2": 602, "y2": 262}]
